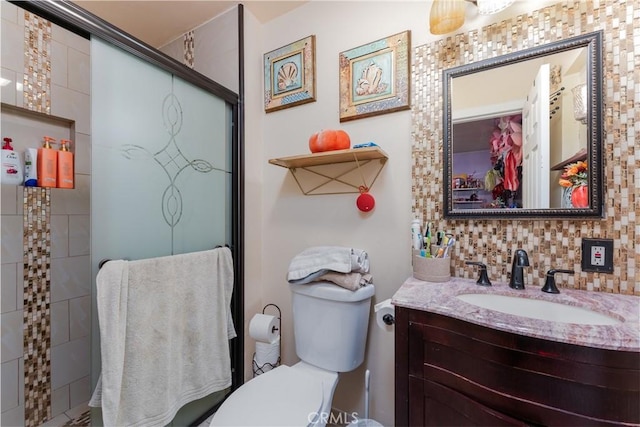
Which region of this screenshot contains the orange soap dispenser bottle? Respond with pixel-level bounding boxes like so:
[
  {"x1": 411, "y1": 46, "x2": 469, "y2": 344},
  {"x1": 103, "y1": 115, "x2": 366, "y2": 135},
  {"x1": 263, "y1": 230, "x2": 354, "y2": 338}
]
[
  {"x1": 57, "y1": 139, "x2": 74, "y2": 189},
  {"x1": 37, "y1": 136, "x2": 57, "y2": 188}
]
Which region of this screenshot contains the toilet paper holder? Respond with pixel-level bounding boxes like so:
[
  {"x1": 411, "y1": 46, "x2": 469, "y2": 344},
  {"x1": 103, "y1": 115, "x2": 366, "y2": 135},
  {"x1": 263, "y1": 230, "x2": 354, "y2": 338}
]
[
  {"x1": 252, "y1": 304, "x2": 282, "y2": 377},
  {"x1": 382, "y1": 313, "x2": 395, "y2": 325}
]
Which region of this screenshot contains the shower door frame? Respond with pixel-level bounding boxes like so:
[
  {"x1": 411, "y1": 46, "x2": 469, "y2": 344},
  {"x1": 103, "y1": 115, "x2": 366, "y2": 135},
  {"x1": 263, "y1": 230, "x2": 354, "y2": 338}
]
[{"x1": 13, "y1": 0, "x2": 246, "y2": 421}]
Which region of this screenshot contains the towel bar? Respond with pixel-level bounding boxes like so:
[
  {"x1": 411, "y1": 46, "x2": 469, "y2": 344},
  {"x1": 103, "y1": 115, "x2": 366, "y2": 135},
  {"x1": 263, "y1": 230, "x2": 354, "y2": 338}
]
[{"x1": 99, "y1": 247, "x2": 230, "y2": 271}]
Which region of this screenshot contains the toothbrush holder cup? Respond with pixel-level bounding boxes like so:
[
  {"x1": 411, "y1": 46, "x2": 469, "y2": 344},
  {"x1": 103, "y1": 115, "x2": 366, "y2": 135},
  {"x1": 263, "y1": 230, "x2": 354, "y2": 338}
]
[{"x1": 412, "y1": 250, "x2": 451, "y2": 282}]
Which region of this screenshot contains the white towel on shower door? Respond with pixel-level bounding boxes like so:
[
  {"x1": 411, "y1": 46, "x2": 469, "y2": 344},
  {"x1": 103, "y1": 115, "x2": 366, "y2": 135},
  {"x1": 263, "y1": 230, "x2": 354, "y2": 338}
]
[{"x1": 92, "y1": 247, "x2": 235, "y2": 427}]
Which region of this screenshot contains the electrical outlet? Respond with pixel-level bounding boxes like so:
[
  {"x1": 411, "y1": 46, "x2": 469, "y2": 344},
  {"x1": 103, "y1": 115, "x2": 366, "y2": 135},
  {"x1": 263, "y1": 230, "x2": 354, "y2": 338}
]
[
  {"x1": 582, "y1": 238, "x2": 613, "y2": 273},
  {"x1": 590, "y1": 246, "x2": 605, "y2": 266}
]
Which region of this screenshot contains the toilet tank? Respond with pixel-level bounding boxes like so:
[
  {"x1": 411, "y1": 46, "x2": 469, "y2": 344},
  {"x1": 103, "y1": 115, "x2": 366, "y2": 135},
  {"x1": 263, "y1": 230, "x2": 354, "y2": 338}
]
[{"x1": 289, "y1": 282, "x2": 375, "y2": 372}]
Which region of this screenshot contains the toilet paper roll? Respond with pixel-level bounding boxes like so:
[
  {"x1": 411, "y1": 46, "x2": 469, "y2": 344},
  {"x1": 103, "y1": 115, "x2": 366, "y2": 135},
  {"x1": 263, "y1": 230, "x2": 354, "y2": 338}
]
[
  {"x1": 253, "y1": 355, "x2": 273, "y2": 375},
  {"x1": 249, "y1": 313, "x2": 279, "y2": 343},
  {"x1": 374, "y1": 299, "x2": 395, "y2": 330},
  {"x1": 254, "y1": 336, "x2": 280, "y2": 375}
]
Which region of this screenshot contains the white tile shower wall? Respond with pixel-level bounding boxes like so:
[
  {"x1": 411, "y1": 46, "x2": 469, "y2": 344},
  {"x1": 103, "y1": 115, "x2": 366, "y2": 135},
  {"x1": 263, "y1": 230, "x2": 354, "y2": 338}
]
[
  {"x1": 51, "y1": 301, "x2": 71, "y2": 346},
  {"x1": 1, "y1": 261, "x2": 18, "y2": 313},
  {"x1": 0, "y1": 1, "x2": 92, "y2": 424},
  {"x1": 1, "y1": 67, "x2": 18, "y2": 105},
  {"x1": 68, "y1": 376, "x2": 90, "y2": 409},
  {"x1": 51, "y1": 336, "x2": 91, "y2": 390},
  {"x1": 0, "y1": 200, "x2": 22, "y2": 427},
  {"x1": 1, "y1": 2, "x2": 25, "y2": 110},
  {"x1": 51, "y1": 386, "x2": 70, "y2": 419},
  {"x1": 51, "y1": 215, "x2": 70, "y2": 259},
  {"x1": 69, "y1": 215, "x2": 90, "y2": 256},
  {"x1": 2, "y1": 359, "x2": 20, "y2": 410}
]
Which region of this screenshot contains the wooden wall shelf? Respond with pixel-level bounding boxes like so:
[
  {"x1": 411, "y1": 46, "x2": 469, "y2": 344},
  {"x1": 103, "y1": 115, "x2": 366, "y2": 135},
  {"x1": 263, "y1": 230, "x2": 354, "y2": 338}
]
[
  {"x1": 268, "y1": 146, "x2": 389, "y2": 195},
  {"x1": 550, "y1": 148, "x2": 588, "y2": 171}
]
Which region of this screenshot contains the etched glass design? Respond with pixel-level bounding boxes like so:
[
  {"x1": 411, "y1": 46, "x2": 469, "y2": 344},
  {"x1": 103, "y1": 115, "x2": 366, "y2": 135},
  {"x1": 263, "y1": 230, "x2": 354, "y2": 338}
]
[{"x1": 91, "y1": 36, "x2": 231, "y2": 261}]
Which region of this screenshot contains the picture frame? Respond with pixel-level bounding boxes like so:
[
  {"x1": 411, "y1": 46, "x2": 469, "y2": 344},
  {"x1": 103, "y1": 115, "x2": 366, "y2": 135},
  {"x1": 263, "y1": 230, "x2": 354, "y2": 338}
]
[
  {"x1": 339, "y1": 30, "x2": 411, "y2": 122},
  {"x1": 264, "y1": 35, "x2": 316, "y2": 113}
]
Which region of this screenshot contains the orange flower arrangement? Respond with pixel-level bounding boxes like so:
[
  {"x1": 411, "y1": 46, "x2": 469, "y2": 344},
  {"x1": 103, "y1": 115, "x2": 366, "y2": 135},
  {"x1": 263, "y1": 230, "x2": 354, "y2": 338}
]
[{"x1": 559, "y1": 160, "x2": 588, "y2": 188}]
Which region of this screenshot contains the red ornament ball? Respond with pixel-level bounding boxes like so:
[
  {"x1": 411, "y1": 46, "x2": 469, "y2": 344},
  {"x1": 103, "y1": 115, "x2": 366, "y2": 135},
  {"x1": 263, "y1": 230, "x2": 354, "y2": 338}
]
[{"x1": 356, "y1": 192, "x2": 375, "y2": 212}]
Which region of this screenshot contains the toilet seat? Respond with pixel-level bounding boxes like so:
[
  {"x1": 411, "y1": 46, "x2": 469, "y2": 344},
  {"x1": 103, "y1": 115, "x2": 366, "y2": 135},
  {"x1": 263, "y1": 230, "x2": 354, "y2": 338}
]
[{"x1": 210, "y1": 365, "x2": 324, "y2": 426}]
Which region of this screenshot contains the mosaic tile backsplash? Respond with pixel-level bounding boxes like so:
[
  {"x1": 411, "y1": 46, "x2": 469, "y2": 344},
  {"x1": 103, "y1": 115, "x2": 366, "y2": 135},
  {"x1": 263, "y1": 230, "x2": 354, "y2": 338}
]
[{"x1": 411, "y1": 0, "x2": 638, "y2": 294}]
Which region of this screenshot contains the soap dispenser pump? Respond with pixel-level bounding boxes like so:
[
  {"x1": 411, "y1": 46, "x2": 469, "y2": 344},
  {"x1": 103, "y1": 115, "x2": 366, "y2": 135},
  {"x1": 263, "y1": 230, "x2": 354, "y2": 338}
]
[
  {"x1": 56, "y1": 139, "x2": 74, "y2": 189},
  {"x1": 1, "y1": 137, "x2": 23, "y2": 185},
  {"x1": 37, "y1": 136, "x2": 57, "y2": 188}
]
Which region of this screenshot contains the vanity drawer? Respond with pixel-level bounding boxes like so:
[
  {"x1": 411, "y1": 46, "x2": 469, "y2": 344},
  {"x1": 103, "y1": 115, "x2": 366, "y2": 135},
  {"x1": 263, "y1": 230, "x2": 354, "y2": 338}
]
[
  {"x1": 409, "y1": 376, "x2": 527, "y2": 427},
  {"x1": 399, "y1": 308, "x2": 639, "y2": 426}
]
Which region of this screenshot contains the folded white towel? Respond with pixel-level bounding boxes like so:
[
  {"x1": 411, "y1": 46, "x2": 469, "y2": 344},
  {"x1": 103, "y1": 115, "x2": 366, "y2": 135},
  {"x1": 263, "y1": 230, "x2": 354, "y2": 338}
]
[
  {"x1": 314, "y1": 272, "x2": 373, "y2": 291},
  {"x1": 90, "y1": 248, "x2": 235, "y2": 427},
  {"x1": 287, "y1": 246, "x2": 369, "y2": 284}
]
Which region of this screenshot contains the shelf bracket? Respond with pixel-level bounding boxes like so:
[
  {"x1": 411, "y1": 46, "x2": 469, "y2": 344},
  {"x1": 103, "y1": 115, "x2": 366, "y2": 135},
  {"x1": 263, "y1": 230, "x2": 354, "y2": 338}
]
[
  {"x1": 288, "y1": 158, "x2": 386, "y2": 195},
  {"x1": 269, "y1": 147, "x2": 389, "y2": 196}
]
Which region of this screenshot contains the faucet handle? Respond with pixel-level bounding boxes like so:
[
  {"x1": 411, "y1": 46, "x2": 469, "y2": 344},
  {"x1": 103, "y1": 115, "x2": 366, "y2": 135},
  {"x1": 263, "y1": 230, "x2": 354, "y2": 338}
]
[
  {"x1": 465, "y1": 261, "x2": 492, "y2": 287},
  {"x1": 541, "y1": 269, "x2": 575, "y2": 294}
]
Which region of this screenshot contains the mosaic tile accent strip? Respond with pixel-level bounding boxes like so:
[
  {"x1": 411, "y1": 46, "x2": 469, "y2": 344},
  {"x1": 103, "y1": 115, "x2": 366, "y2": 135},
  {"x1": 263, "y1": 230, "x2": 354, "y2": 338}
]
[
  {"x1": 411, "y1": 0, "x2": 638, "y2": 295},
  {"x1": 62, "y1": 409, "x2": 91, "y2": 427},
  {"x1": 184, "y1": 30, "x2": 195, "y2": 69},
  {"x1": 23, "y1": 11, "x2": 52, "y2": 114},
  {"x1": 22, "y1": 187, "x2": 52, "y2": 427}
]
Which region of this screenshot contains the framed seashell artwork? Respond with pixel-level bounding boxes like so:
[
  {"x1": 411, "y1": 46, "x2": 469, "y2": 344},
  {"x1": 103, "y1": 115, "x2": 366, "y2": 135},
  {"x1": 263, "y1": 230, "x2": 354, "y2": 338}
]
[
  {"x1": 264, "y1": 35, "x2": 316, "y2": 113},
  {"x1": 339, "y1": 30, "x2": 411, "y2": 122}
]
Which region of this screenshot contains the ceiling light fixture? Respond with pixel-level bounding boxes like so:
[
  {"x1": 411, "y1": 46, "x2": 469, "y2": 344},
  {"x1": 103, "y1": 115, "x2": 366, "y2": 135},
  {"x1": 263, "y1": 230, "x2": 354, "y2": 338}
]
[
  {"x1": 429, "y1": 0, "x2": 515, "y2": 35},
  {"x1": 429, "y1": 0, "x2": 467, "y2": 35}
]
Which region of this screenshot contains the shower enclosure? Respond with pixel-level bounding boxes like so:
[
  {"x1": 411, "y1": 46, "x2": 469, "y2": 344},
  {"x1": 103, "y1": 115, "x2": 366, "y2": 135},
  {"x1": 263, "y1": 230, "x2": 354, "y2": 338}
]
[{"x1": 7, "y1": 1, "x2": 245, "y2": 425}]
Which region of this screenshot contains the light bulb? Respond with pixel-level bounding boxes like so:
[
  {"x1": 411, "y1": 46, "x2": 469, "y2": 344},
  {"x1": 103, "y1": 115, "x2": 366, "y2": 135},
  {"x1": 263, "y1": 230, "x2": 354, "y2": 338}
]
[{"x1": 429, "y1": 0, "x2": 466, "y2": 35}]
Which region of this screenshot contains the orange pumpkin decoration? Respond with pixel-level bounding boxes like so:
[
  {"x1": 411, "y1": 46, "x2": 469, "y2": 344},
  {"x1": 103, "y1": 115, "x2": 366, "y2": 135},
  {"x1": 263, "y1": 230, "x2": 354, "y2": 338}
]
[{"x1": 309, "y1": 129, "x2": 351, "y2": 153}]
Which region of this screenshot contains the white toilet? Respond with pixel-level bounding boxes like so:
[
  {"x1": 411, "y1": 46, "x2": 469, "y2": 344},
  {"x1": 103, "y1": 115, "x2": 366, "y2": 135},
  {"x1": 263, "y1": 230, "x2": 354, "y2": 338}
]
[{"x1": 211, "y1": 282, "x2": 375, "y2": 427}]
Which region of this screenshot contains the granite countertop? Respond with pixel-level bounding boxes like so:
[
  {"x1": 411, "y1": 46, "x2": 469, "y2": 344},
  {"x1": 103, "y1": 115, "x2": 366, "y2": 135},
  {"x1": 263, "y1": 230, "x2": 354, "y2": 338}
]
[{"x1": 392, "y1": 276, "x2": 640, "y2": 351}]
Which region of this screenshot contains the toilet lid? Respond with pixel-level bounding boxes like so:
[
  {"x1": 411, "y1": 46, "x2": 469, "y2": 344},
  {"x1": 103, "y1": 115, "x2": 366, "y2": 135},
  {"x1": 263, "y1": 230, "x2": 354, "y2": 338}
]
[{"x1": 210, "y1": 365, "x2": 324, "y2": 426}]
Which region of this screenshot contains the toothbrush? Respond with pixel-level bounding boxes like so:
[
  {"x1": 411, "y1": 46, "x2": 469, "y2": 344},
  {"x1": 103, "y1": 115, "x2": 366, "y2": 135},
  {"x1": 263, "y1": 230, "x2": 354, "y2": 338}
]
[
  {"x1": 424, "y1": 236, "x2": 431, "y2": 257},
  {"x1": 442, "y1": 237, "x2": 456, "y2": 258}
]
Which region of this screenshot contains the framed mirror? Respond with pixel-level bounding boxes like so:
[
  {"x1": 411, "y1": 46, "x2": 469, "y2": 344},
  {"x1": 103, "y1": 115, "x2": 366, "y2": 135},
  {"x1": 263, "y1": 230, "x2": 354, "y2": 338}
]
[{"x1": 443, "y1": 31, "x2": 603, "y2": 219}]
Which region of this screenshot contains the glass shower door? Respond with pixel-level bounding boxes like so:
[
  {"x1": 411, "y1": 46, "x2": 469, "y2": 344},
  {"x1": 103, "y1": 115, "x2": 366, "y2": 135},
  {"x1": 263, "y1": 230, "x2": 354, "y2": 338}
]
[{"x1": 90, "y1": 37, "x2": 233, "y2": 425}]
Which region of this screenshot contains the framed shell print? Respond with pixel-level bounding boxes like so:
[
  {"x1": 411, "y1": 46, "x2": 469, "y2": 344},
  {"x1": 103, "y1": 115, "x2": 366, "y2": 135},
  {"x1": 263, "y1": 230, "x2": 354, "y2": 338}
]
[
  {"x1": 264, "y1": 35, "x2": 316, "y2": 113},
  {"x1": 339, "y1": 31, "x2": 411, "y2": 122}
]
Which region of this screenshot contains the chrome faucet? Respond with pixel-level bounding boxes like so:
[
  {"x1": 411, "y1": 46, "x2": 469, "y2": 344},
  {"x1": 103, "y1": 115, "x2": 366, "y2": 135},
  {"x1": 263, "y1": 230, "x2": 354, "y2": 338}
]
[{"x1": 509, "y1": 249, "x2": 530, "y2": 290}]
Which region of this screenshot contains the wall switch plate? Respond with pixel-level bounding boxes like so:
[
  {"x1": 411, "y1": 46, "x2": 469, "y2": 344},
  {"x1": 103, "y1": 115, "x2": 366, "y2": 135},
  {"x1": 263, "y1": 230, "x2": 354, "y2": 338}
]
[{"x1": 581, "y1": 238, "x2": 613, "y2": 273}]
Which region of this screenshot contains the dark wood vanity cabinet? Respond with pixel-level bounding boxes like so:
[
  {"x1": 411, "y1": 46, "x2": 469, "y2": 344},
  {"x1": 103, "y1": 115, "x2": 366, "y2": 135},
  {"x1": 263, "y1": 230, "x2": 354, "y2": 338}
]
[{"x1": 395, "y1": 306, "x2": 640, "y2": 426}]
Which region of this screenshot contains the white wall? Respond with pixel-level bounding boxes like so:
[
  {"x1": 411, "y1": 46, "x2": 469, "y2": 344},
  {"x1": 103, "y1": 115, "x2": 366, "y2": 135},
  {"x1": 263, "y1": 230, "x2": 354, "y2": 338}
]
[
  {"x1": 241, "y1": 8, "x2": 267, "y2": 383},
  {"x1": 254, "y1": 3, "x2": 422, "y2": 425}
]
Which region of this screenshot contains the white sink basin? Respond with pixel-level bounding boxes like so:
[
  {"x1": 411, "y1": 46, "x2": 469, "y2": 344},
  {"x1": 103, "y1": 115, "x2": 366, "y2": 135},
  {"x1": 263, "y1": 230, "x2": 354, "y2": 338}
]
[{"x1": 456, "y1": 293, "x2": 622, "y2": 325}]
